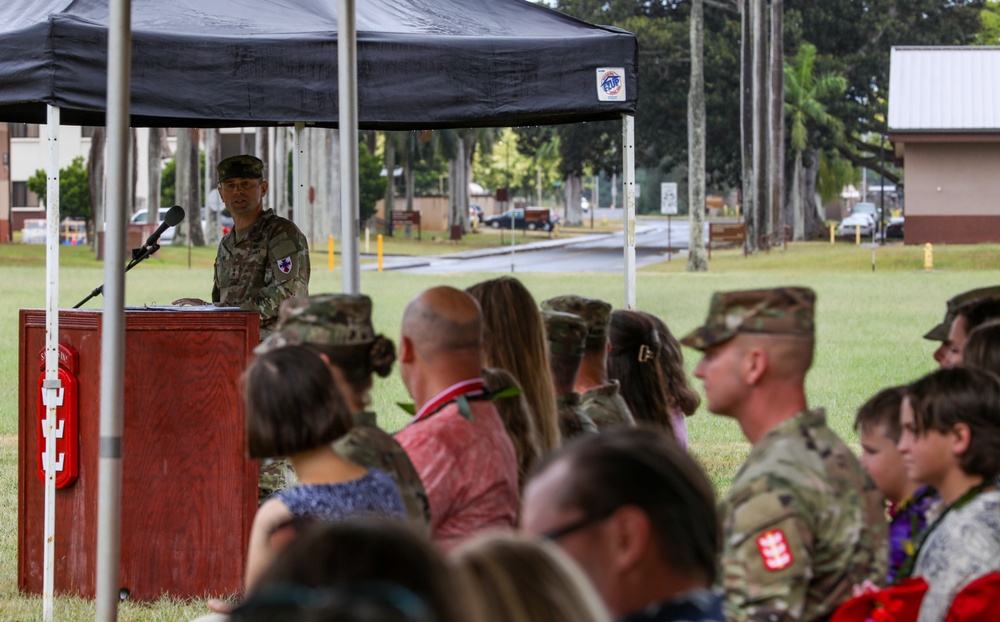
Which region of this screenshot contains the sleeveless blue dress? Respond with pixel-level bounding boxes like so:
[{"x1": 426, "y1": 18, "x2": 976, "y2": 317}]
[{"x1": 272, "y1": 468, "x2": 406, "y2": 521}]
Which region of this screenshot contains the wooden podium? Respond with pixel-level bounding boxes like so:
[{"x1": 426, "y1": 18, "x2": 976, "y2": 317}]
[{"x1": 18, "y1": 308, "x2": 260, "y2": 601}]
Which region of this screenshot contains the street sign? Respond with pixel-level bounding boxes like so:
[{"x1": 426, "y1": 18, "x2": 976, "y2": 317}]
[{"x1": 661, "y1": 182, "x2": 678, "y2": 215}]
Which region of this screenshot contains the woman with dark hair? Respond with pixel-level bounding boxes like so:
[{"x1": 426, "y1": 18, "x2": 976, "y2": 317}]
[
  {"x1": 607, "y1": 310, "x2": 677, "y2": 443},
  {"x1": 466, "y1": 277, "x2": 561, "y2": 451},
  {"x1": 481, "y1": 367, "x2": 543, "y2": 493},
  {"x1": 640, "y1": 311, "x2": 701, "y2": 450},
  {"x1": 242, "y1": 346, "x2": 406, "y2": 592},
  {"x1": 963, "y1": 318, "x2": 1000, "y2": 376}
]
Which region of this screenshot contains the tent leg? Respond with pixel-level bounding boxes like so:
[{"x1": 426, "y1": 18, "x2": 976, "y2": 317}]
[
  {"x1": 339, "y1": 0, "x2": 360, "y2": 293},
  {"x1": 622, "y1": 113, "x2": 636, "y2": 310},
  {"x1": 96, "y1": 0, "x2": 131, "y2": 619},
  {"x1": 42, "y1": 104, "x2": 61, "y2": 622}
]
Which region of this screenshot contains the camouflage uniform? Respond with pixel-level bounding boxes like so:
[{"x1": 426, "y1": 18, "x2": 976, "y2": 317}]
[
  {"x1": 212, "y1": 155, "x2": 310, "y2": 341},
  {"x1": 680, "y1": 288, "x2": 887, "y2": 622},
  {"x1": 555, "y1": 392, "x2": 598, "y2": 440},
  {"x1": 541, "y1": 295, "x2": 636, "y2": 428},
  {"x1": 334, "y1": 411, "x2": 431, "y2": 532},
  {"x1": 922, "y1": 285, "x2": 1000, "y2": 341}
]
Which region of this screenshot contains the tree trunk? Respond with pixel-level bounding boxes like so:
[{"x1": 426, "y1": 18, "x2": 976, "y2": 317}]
[
  {"x1": 383, "y1": 136, "x2": 396, "y2": 234},
  {"x1": 173, "y1": 129, "x2": 190, "y2": 246},
  {"x1": 740, "y1": 0, "x2": 754, "y2": 251},
  {"x1": 791, "y1": 149, "x2": 804, "y2": 240},
  {"x1": 147, "y1": 128, "x2": 162, "y2": 229},
  {"x1": 751, "y1": 0, "x2": 768, "y2": 250},
  {"x1": 803, "y1": 149, "x2": 826, "y2": 238},
  {"x1": 88, "y1": 127, "x2": 105, "y2": 256},
  {"x1": 768, "y1": 0, "x2": 785, "y2": 236},
  {"x1": 274, "y1": 127, "x2": 289, "y2": 218},
  {"x1": 203, "y1": 128, "x2": 221, "y2": 246},
  {"x1": 687, "y1": 0, "x2": 708, "y2": 272},
  {"x1": 564, "y1": 174, "x2": 584, "y2": 225},
  {"x1": 186, "y1": 128, "x2": 204, "y2": 246}
]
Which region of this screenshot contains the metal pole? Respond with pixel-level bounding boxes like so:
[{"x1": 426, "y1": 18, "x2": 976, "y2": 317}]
[
  {"x1": 41, "y1": 104, "x2": 61, "y2": 622},
  {"x1": 95, "y1": 0, "x2": 131, "y2": 619},
  {"x1": 880, "y1": 133, "x2": 886, "y2": 245},
  {"x1": 339, "y1": 0, "x2": 361, "y2": 293},
  {"x1": 622, "y1": 114, "x2": 636, "y2": 310}
]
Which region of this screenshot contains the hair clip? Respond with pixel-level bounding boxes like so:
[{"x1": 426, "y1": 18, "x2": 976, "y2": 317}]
[{"x1": 638, "y1": 344, "x2": 654, "y2": 363}]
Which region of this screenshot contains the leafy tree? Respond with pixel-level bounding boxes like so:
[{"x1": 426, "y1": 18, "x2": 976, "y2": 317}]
[
  {"x1": 160, "y1": 158, "x2": 176, "y2": 207},
  {"x1": 358, "y1": 142, "x2": 387, "y2": 223},
  {"x1": 975, "y1": 0, "x2": 1000, "y2": 44},
  {"x1": 26, "y1": 156, "x2": 91, "y2": 220},
  {"x1": 784, "y1": 42, "x2": 846, "y2": 240}
]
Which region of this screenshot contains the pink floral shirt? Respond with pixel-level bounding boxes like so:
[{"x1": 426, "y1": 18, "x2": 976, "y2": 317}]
[{"x1": 396, "y1": 380, "x2": 519, "y2": 550}]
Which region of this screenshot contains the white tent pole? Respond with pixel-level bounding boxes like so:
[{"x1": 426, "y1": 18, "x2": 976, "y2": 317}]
[
  {"x1": 41, "y1": 104, "x2": 61, "y2": 622},
  {"x1": 95, "y1": 0, "x2": 131, "y2": 618},
  {"x1": 339, "y1": 0, "x2": 360, "y2": 293},
  {"x1": 622, "y1": 113, "x2": 636, "y2": 310},
  {"x1": 294, "y1": 122, "x2": 305, "y2": 237}
]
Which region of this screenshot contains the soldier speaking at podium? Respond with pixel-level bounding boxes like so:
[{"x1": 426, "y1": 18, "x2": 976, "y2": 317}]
[{"x1": 174, "y1": 154, "x2": 309, "y2": 339}]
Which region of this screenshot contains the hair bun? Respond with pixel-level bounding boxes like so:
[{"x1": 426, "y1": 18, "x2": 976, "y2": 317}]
[{"x1": 369, "y1": 335, "x2": 397, "y2": 377}]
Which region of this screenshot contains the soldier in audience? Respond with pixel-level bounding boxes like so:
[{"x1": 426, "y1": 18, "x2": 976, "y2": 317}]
[
  {"x1": 923, "y1": 286, "x2": 1000, "y2": 367},
  {"x1": 681, "y1": 287, "x2": 887, "y2": 622},
  {"x1": 542, "y1": 310, "x2": 598, "y2": 441},
  {"x1": 937, "y1": 296, "x2": 1000, "y2": 368}
]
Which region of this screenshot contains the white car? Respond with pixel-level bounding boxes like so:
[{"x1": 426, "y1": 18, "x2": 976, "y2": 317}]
[
  {"x1": 838, "y1": 213, "x2": 875, "y2": 237},
  {"x1": 130, "y1": 208, "x2": 175, "y2": 245}
]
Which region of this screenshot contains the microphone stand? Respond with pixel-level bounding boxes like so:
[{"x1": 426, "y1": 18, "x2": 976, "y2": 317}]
[{"x1": 73, "y1": 243, "x2": 161, "y2": 309}]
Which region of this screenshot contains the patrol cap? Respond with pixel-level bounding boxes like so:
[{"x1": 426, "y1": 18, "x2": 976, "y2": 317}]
[
  {"x1": 680, "y1": 287, "x2": 816, "y2": 351},
  {"x1": 217, "y1": 154, "x2": 264, "y2": 182},
  {"x1": 542, "y1": 310, "x2": 588, "y2": 357},
  {"x1": 255, "y1": 293, "x2": 376, "y2": 354},
  {"x1": 923, "y1": 286, "x2": 1000, "y2": 341},
  {"x1": 540, "y1": 295, "x2": 612, "y2": 341}
]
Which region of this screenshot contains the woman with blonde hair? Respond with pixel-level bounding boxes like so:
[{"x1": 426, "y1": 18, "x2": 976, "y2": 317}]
[
  {"x1": 481, "y1": 367, "x2": 543, "y2": 492},
  {"x1": 466, "y1": 277, "x2": 560, "y2": 451},
  {"x1": 452, "y1": 532, "x2": 611, "y2": 622}
]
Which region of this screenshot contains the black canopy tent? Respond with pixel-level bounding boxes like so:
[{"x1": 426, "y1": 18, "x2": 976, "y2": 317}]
[{"x1": 0, "y1": 0, "x2": 637, "y2": 128}]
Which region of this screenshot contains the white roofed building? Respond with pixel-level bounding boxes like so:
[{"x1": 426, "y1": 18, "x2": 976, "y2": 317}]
[{"x1": 888, "y1": 46, "x2": 1000, "y2": 244}]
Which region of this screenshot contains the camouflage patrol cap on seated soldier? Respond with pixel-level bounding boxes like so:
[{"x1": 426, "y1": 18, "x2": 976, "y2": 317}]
[
  {"x1": 217, "y1": 154, "x2": 264, "y2": 182},
  {"x1": 255, "y1": 294, "x2": 376, "y2": 354},
  {"x1": 923, "y1": 285, "x2": 1000, "y2": 341},
  {"x1": 540, "y1": 295, "x2": 612, "y2": 341},
  {"x1": 542, "y1": 310, "x2": 588, "y2": 357},
  {"x1": 680, "y1": 287, "x2": 816, "y2": 351}
]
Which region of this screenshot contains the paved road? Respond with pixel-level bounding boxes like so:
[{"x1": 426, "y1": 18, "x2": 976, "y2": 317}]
[{"x1": 371, "y1": 217, "x2": 707, "y2": 274}]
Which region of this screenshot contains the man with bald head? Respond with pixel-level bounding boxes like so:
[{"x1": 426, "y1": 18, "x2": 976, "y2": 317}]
[
  {"x1": 395, "y1": 286, "x2": 519, "y2": 549},
  {"x1": 682, "y1": 287, "x2": 886, "y2": 622}
]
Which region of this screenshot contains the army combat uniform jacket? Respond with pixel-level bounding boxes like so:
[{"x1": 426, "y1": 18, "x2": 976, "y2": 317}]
[
  {"x1": 212, "y1": 209, "x2": 310, "y2": 338},
  {"x1": 579, "y1": 380, "x2": 636, "y2": 428},
  {"x1": 720, "y1": 409, "x2": 887, "y2": 622},
  {"x1": 334, "y1": 411, "x2": 431, "y2": 533},
  {"x1": 556, "y1": 392, "x2": 598, "y2": 441}
]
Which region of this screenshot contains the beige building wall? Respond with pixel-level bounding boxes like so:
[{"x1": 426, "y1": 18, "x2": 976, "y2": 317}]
[{"x1": 901, "y1": 140, "x2": 1000, "y2": 244}]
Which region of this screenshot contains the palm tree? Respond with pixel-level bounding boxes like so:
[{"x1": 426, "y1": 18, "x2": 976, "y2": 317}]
[{"x1": 784, "y1": 42, "x2": 846, "y2": 240}]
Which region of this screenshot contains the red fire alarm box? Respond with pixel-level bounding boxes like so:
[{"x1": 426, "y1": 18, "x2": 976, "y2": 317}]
[{"x1": 36, "y1": 344, "x2": 80, "y2": 489}]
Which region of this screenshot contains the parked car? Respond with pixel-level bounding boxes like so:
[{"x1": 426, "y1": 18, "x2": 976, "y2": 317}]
[
  {"x1": 130, "y1": 207, "x2": 176, "y2": 245},
  {"x1": 885, "y1": 216, "x2": 904, "y2": 239},
  {"x1": 483, "y1": 208, "x2": 555, "y2": 231},
  {"x1": 469, "y1": 203, "x2": 484, "y2": 224},
  {"x1": 20, "y1": 219, "x2": 47, "y2": 244},
  {"x1": 837, "y1": 212, "x2": 875, "y2": 237}
]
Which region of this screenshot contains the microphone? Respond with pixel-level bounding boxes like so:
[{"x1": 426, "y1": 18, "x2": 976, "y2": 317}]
[{"x1": 144, "y1": 205, "x2": 185, "y2": 247}]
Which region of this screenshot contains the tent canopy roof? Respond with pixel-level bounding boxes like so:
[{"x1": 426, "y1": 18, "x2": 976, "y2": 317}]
[{"x1": 0, "y1": 0, "x2": 638, "y2": 129}]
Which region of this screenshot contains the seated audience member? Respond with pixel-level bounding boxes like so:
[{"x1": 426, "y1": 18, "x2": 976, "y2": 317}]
[
  {"x1": 482, "y1": 367, "x2": 543, "y2": 493},
  {"x1": 467, "y1": 277, "x2": 561, "y2": 451},
  {"x1": 922, "y1": 286, "x2": 1000, "y2": 367},
  {"x1": 230, "y1": 520, "x2": 468, "y2": 622},
  {"x1": 395, "y1": 286, "x2": 520, "y2": 549},
  {"x1": 608, "y1": 310, "x2": 678, "y2": 443},
  {"x1": 243, "y1": 346, "x2": 406, "y2": 591},
  {"x1": 896, "y1": 367, "x2": 1000, "y2": 622},
  {"x1": 541, "y1": 309, "x2": 599, "y2": 440},
  {"x1": 541, "y1": 295, "x2": 636, "y2": 428},
  {"x1": 257, "y1": 293, "x2": 430, "y2": 530},
  {"x1": 854, "y1": 386, "x2": 937, "y2": 585},
  {"x1": 962, "y1": 318, "x2": 1000, "y2": 375},
  {"x1": 520, "y1": 427, "x2": 725, "y2": 622},
  {"x1": 452, "y1": 532, "x2": 611, "y2": 622},
  {"x1": 641, "y1": 311, "x2": 701, "y2": 451},
  {"x1": 937, "y1": 297, "x2": 1000, "y2": 368}
]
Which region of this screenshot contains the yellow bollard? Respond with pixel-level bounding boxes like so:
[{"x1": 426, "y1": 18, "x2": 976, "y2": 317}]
[
  {"x1": 855, "y1": 225, "x2": 861, "y2": 246},
  {"x1": 552, "y1": 223, "x2": 560, "y2": 239},
  {"x1": 328, "y1": 235, "x2": 335, "y2": 272},
  {"x1": 830, "y1": 223, "x2": 835, "y2": 244},
  {"x1": 924, "y1": 243, "x2": 933, "y2": 272},
  {"x1": 378, "y1": 234, "x2": 384, "y2": 272}
]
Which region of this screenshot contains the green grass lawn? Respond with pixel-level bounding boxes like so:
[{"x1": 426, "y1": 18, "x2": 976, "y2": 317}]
[{"x1": 1, "y1": 240, "x2": 998, "y2": 619}]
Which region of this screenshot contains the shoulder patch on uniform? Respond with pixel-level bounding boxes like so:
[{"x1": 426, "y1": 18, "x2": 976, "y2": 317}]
[
  {"x1": 756, "y1": 529, "x2": 794, "y2": 571},
  {"x1": 277, "y1": 256, "x2": 292, "y2": 274}
]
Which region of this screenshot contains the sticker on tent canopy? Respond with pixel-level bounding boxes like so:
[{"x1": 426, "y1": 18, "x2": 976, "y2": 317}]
[{"x1": 596, "y1": 68, "x2": 626, "y2": 101}]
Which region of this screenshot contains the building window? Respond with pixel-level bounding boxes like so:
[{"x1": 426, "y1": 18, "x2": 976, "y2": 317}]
[
  {"x1": 10, "y1": 123, "x2": 40, "y2": 138},
  {"x1": 13, "y1": 181, "x2": 40, "y2": 207}
]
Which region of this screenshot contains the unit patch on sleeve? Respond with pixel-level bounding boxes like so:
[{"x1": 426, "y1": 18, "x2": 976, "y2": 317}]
[{"x1": 756, "y1": 529, "x2": 794, "y2": 571}]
